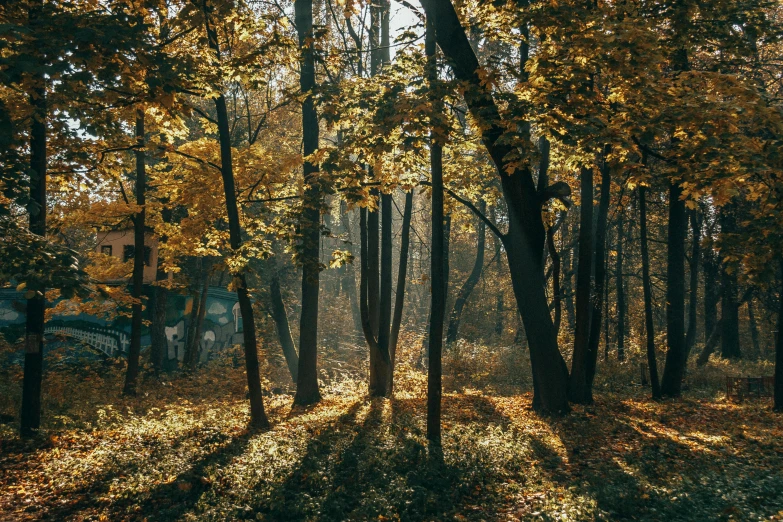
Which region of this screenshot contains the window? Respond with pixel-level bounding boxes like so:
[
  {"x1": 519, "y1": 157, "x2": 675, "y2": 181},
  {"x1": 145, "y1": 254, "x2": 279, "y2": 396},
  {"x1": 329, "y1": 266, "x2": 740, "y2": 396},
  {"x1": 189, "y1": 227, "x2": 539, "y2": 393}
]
[
  {"x1": 123, "y1": 245, "x2": 152, "y2": 266},
  {"x1": 100, "y1": 245, "x2": 112, "y2": 256}
]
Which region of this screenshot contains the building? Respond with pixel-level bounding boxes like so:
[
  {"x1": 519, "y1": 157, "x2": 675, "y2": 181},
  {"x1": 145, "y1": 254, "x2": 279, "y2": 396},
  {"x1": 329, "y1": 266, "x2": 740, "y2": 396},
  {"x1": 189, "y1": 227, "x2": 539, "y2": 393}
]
[{"x1": 95, "y1": 228, "x2": 158, "y2": 284}]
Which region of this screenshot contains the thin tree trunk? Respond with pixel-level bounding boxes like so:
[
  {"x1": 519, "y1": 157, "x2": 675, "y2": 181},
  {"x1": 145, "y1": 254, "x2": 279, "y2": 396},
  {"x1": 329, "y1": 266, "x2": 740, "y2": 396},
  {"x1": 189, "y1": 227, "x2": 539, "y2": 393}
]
[
  {"x1": 703, "y1": 247, "x2": 720, "y2": 342},
  {"x1": 372, "y1": 189, "x2": 393, "y2": 396},
  {"x1": 150, "y1": 268, "x2": 169, "y2": 372},
  {"x1": 661, "y1": 183, "x2": 687, "y2": 397},
  {"x1": 426, "y1": 9, "x2": 444, "y2": 445},
  {"x1": 616, "y1": 207, "x2": 626, "y2": 361},
  {"x1": 446, "y1": 200, "x2": 486, "y2": 344},
  {"x1": 697, "y1": 320, "x2": 722, "y2": 366},
  {"x1": 547, "y1": 212, "x2": 563, "y2": 336},
  {"x1": 569, "y1": 166, "x2": 594, "y2": 404},
  {"x1": 492, "y1": 208, "x2": 503, "y2": 337},
  {"x1": 639, "y1": 186, "x2": 661, "y2": 399},
  {"x1": 748, "y1": 299, "x2": 761, "y2": 356},
  {"x1": 775, "y1": 263, "x2": 783, "y2": 411},
  {"x1": 186, "y1": 263, "x2": 210, "y2": 371},
  {"x1": 685, "y1": 209, "x2": 701, "y2": 355},
  {"x1": 719, "y1": 207, "x2": 741, "y2": 359},
  {"x1": 123, "y1": 110, "x2": 146, "y2": 396},
  {"x1": 294, "y1": 0, "x2": 323, "y2": 405},
  {"x1": 390, "y1": 190, "x2": 413, "y2": 365},
  {"x1": 270, "y1": 277, "x2": 299, "y2": 382},
  {"x1": 205, "y1": 12, "x2": 269, "y2": 428},
  {"x1": 585, "y1": 155, "x2": 611, "y2": 394},
  {"x1": 563, "y1": 218, "x2": 575, "y2": 331},
  {"x1": 20, "y1": 12, "x2": 46, "y2": 434}
]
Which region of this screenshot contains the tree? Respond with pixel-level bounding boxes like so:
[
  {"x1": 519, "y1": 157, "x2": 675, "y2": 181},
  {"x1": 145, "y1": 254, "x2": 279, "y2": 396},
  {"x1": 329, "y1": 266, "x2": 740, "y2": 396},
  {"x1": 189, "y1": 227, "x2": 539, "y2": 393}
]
[{"x1": 639, "y1": 185, "x2": 662, "y2": 399}]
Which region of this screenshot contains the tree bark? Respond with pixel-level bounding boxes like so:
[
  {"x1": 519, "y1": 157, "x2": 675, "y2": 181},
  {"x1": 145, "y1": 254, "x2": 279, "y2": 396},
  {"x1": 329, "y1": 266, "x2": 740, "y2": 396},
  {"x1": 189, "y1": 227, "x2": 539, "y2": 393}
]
[
  {"x1": 205, "y1": 11, "x2": 269, "y2": 428},
  {"x1": 294, "y1": 0, "x2": 323, "y2": 406},
  {"x1": 123, "y1": 110, "x2": 146, "y2": 396},
  {"x1": 748, "y1": 299, "x2": 761, "y2": 356},
  {"x1": 616, "y1": 207, "x2": 626, "y2": 361},
  {"x1": 185, "y1": 262, "x2": 210, "y2": 371},
  {"x1": 569, "y1": 166, "x2": 594, "y2": 404},
  {"x1": 719, "y1": 207, "x2": 741, "y2": 359},
  {"x1": 420, "y1": 0, "x2": 569, "y2": 413},
  {"x1": 685, "y1": 209, "x2": 701, "y2": 355},
  {"x1": 584, "y1": 154, "x2": 611, "y2": 394},
  {"x1": 20, "y1": 9, "x2": 46, "y2": 434},
  {"x1": 639, "y1": 186, "x2": 662, "y2": 399},
  {"x1": 390, "y1": 190, "x2": 413, "y2": 365},
  {"x1": 775, "y1": 264, "x2": 783, "y2": 411},
  {"x1": 563, "y1": 219, "x2": 576, "y2": 331},
  {"x1": 425, "y1": 9, "x2": 444, "y2": 445},
  {"x1": 661, "y1": 183, "x2": 687, "y2": 397},
  {"x1": 270, "y1": 276, "x2": 299, "y2": 382},
  {"x1": 372, "y1": 189, "x2": 393, "y2": 396},
  {"x1": 446, "y1": 200, "x2": 486, "y2": 344}
]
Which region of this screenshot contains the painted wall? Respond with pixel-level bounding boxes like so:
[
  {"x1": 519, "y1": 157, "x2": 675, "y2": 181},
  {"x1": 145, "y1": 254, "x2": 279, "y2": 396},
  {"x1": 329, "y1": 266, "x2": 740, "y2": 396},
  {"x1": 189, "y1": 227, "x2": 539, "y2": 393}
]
[{"x1": 0, "y1": 287, "x2": 244, "y2": 364}]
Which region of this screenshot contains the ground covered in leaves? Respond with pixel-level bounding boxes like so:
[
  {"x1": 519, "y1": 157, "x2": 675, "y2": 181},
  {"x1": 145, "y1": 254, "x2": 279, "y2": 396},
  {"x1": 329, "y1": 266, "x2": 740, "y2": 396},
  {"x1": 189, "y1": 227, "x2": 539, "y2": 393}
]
[{"x1": 1, "y1": 347, "x2": 783, "y2": 521}]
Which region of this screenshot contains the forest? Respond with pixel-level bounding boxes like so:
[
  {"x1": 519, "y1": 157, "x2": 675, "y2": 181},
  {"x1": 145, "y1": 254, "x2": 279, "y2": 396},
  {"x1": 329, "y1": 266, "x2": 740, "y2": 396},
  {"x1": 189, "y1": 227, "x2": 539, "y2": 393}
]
[{"x1": 1, "y1": 0, "x2": 783, "y2": 519}]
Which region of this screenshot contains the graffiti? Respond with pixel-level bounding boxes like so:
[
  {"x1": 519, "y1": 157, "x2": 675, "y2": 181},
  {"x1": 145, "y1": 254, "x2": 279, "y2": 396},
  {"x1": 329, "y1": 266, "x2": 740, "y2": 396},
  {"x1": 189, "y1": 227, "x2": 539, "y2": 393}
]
[{"x1": 0, "y1": 287, "x2": 245, "y2": 364}]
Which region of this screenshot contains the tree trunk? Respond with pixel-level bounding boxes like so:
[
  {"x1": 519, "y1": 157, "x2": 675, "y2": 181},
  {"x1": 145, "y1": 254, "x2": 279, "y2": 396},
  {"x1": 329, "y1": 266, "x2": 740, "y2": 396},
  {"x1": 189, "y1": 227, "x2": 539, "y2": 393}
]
[
  {"x1": 390, "y1": 190, "x2": 413, "y2": 365},
  {"x1": 446, "y1": 200, "x2": 486, "y2": 344},
  {"x1": 270, "y1": 277, "x2": 299, "y2": 382},
  {"x1": 123, "y1": 110, "x2": 146, "y2": 396},
  {"x1": 20, "y1": 15, "x2": 46, "y2": 435},
  {"x1": 421, "y1": 0, "x2": 569, "y2": 413},
  {"x1": 748, "y1": 299, "x2": 761, "y2": 356},
  {"x1": 639, "y1": 186, "x2": 661, "y2": 399},
  {"x1": 425, "y1": 10, "x2": 444, "y2": 445},
  {"x1": 150, "y1": 272, "x2": 169, "y2": 372},
  {"x1": 204, "y1": 10, "x2": 269, "y2": 428},
  {"x1": 547, "y1": 218, "x2": 563, "y2": 336},
  {"x1": 584, "y1": 155, "x2": 611, "y2": 394},
  {"x1": 685, "y1": 209, "x2": 701, "y2": 355},
  {"x1": 661, "y1": 183, "x2": 687, "y2": 397},
  {"x1": 294, "y1": 0, "x2": 323, "y2": 406},
  {"x1": 372, "y1": 189, "x2": 393, "y2": 396},
  {"x1": 563, "y1": 219, "x2": 576, "y2": 331},
  {"x1": 719, "y1": 207, "x2": 741, "y2": 359},
  {"x1": 697, "y1": 319, "x2": 722, "y2": 366},
  {"x1": 616, "y1": 207, "x2": 626, "y2": 361},
  {"x1": 492, "y1": 208, "x2": 504, "y2": 337},
  {"x1": 569, "y1": 166, "x2": 594, "y2": 404},
  {"x1": 186, "y1": 263, "x2": 210, "y2": 371},
  {"x1": 703, "y1": 247, "x2": 720, "y2": 342},
  {"x1": 775, "y1": 265, "x2": 783, "y2": 411}
]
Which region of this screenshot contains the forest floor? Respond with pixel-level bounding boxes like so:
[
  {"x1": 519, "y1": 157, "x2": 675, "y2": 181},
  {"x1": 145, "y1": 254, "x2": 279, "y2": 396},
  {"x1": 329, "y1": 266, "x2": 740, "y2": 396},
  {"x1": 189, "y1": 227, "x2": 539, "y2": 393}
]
[{"x1": 1, "y1": 343, "x2": 783, "y2": 521}]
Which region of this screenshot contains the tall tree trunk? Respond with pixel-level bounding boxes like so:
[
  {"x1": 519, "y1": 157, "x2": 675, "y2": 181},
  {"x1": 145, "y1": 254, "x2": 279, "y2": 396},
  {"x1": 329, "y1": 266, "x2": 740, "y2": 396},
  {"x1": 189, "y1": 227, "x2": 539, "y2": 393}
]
[
  {"x1": 270, "y1": 276, "x2": 299, "y2": 382},
  {"x1": 615, "y1": 207, "x2": 626, "y2": 361},
  {"x1": 661, "y1": 183, "x2": 687, "y2": 397},
  {"x1": 685, "y1": 209, "x2": 701, "y2": 355},
  {"x1": 584, "y1": 155, "x2": 611, "y2": 394},
  {"x1": 421, "y1": 0, "x2": 569, "y2": 413},
  {"x1": 426, "y1": 10, "x2": 444, "y2": 445},
  {"x1": 372, "y1": 189, "x2": 393, "y2": 396},
  {"x1": 775, "y1": 264, "x2": 783, "y2": 412},
  {"x1": 748, "y1": 299, "x2": 761, "y2": 357},
  {"x1": 639, "y1": 186, "x2": 661, "y2": 399},
  {"x1": 563, "y1": 219, "x2": 576, "y2": 331},
  {"x1": 294, "y1": 0, "x2": 323, "y2": 406},
  {"x1": 150, "y1": 268, "x2": 169, "y2": 372},
  {"x1": 390, "y1": 190, "x2": 413, "y2": 365},
  {"x1": 204, "y1": 12, "x2": 269, "y2": 428},
  {"x1": 492, "y1": 208, "x2": 503, "y2": 337},
  {"x1": 719, "y1": 207, "x2": 741, "y2": 359},
  {"x1": 446, "y1": 200, "x2": 486, "y2": 344},
  {"x1": 569, "y1": 166, "x2": 594, "y2": 404},
  {"x1": 123, "y1": 110, "x2": 146, "y2": 396},
  {"x1": 20, "y1": 11, "x2": 46, "y2": 435},
  {"x1": 547, "y1": 213, "x2": 563, "y2": 336},
  {"x1": 703, "y1": 247, "x2": 720, "y2": 342}
]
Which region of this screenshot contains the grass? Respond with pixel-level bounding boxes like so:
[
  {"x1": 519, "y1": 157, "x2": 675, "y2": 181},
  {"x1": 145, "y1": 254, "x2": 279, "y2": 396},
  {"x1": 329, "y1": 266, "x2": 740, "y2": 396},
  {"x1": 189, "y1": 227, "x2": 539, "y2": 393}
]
[{"x1": 1, "y1": 339, "x2": 782, "y2": 521}]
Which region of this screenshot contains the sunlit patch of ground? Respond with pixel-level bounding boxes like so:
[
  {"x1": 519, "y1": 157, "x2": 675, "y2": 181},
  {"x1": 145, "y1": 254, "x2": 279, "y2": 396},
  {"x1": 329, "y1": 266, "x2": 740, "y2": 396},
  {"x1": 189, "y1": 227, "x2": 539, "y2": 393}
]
[{"x1": 1, "y1": 347, "x2": 783, "y2": 521}]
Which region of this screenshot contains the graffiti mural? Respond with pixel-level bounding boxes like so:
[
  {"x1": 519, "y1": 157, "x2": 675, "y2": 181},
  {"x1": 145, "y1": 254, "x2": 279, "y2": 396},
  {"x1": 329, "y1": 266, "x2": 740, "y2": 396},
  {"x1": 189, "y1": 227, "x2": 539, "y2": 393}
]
[{"x1": 0, "y1": 287, "x2": 245, "y2": 364}]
